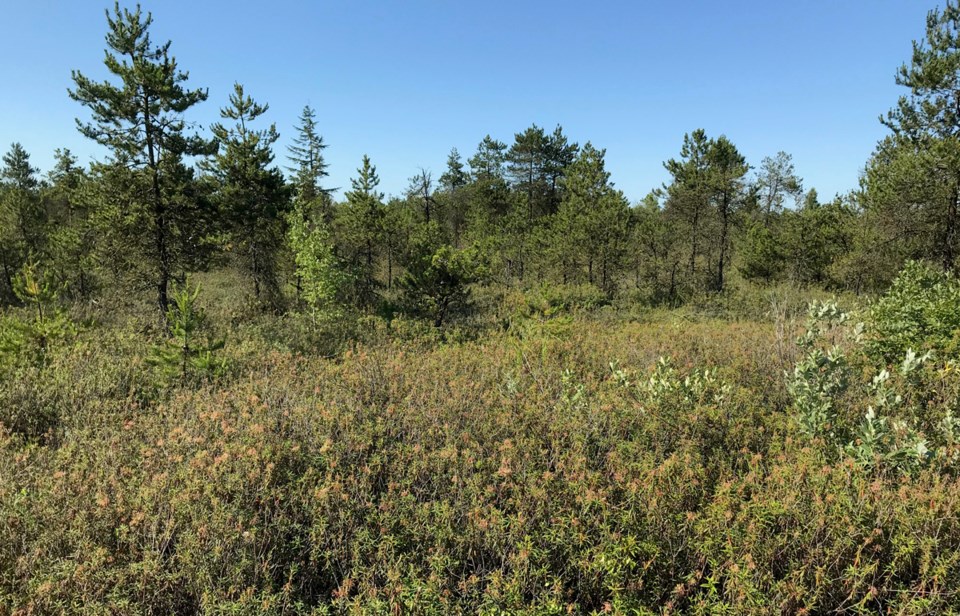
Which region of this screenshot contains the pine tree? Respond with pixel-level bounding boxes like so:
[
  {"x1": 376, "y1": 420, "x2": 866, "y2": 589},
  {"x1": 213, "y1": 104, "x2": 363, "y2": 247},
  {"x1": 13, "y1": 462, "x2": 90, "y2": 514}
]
[
  {"x1": 70, "y1": 3, "x2": 211, "y2": 314},
  {"x1": 0, "y1": 143, "x2": 43, "y2": 303},
  {"x1": 754, "y1": 151, "x2": 803, "y2": 220},
  {"x1": 507, "y1": 124, "x2": 550, "y2": 219},
  {"x1": 663, "y1": 130, "x2": 713, "y2": 285},
  {"x1": 544, "y1": 125, "x2": 579, "y2": 212},
  {"x1": 706, "y1": 136, "x2": 749, "y2": 292},
  {"x1": 204, "y1": 83, "x2": 290, "y2": 307},
  {"x1": 407, "y1": 168, "x2": 437, "y2": 224},
  {"x1": 554, "y1": 143, "x2": 629, "y2": 293},
  {"x1": 439, "y1": 147, "x2": 468, "y2": 191},
  {"x1": 439, "y1": 148, "x2": 469, "y2": 245},
  {"x1": 44, "y1": 149, "x2": 96, "y2": 298},
  {"x1": 465, "y1": 136, "x2": 511, "y2": 249},
  {"x1": 147, "y1": 281, "x2": 224, "y2": 382},
  {"x1": 870, "y1": 1, "x2": 960, "y2": 270}
]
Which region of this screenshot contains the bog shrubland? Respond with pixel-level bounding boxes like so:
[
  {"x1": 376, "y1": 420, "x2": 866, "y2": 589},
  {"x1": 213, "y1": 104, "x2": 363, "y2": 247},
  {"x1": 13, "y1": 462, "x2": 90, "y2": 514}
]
[
  {"x1": 3, "y1": 264, "x2": 960, "y2": 614},
  {"x1": 5, "y1": 2, "x2": 960, "y2": 613}
]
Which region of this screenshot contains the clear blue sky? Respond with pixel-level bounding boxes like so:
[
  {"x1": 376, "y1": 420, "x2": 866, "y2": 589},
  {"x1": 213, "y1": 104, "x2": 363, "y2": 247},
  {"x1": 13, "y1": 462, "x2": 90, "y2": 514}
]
[{"x1": 0, "y1": 1, "x2": 941, "y2": 202}]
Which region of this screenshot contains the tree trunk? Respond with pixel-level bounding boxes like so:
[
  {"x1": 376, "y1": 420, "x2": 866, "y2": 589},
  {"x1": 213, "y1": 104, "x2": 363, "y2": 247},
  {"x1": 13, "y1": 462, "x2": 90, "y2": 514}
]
[{"x1": 143, "y1": 88, "x2": 169, "y2": 316}]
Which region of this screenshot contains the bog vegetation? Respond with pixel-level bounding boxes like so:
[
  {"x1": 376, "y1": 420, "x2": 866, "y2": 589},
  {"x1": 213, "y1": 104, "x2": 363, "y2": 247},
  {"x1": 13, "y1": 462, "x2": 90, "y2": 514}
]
[{"x1": 4, "y1": 2, "x2": 960, "y2": 614}]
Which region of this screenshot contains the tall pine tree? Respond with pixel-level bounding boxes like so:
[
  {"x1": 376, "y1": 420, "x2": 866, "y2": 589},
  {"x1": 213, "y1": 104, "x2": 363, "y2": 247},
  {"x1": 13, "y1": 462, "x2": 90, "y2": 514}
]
[
  {"x1": 205, "y1": 83, "x2": 290, "y2": 307},
  {"x1": 70, "y1": 3, "x2": 211, "y2": 313}
]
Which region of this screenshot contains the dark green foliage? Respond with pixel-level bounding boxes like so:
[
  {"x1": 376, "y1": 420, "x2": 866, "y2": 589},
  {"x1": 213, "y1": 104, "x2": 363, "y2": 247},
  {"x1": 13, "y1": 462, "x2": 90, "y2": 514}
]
[
  {"x1": 398, "y1": 234, "x2": 486, "y2": 327},
  {"x1": 738, "y1": 220, "x2": 784, "y2": 283},
  {"x1": 205, "y1": 83, "x2": 290, "y2": 308},
  {"x1": 551, "y1": 143, "x2": 630, "y2": 294},
  {"x1": 705, "y1": 136, "x2": 749, "y2": 291},
  {"x1": 660, "y1": 130, "x2": 750, "y2": 294},
  {"x1": 286, "y1": 104, "x2": 330, "y2": 207},
  {"x1": 69, "y1": 3, "x2": 212, "y2": 314},
  {"x1": 43, "y1": 149, "x2": 97, "y2": 299},
  {"x1": 0, "y1": 143, "x2": 44, "y2": 303},
  {"x1": 866, "y1": 1, "x2": 960, "y2": 271},
  {"x1": 754, "y1": 151, "x2": 803, "y2": 218},
  {"x1": 438, "y1": 148, "x2": 470, "y2": 245},
  {"x1": 336, "y1": 155, "x2": 384, "y2": 307}
]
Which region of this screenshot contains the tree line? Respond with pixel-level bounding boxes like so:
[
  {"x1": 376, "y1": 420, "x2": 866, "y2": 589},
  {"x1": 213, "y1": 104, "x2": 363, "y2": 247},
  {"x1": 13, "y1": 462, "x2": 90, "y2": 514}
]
[{"x1": 3, "y1": 2, "x2": 960, "y2": 325}]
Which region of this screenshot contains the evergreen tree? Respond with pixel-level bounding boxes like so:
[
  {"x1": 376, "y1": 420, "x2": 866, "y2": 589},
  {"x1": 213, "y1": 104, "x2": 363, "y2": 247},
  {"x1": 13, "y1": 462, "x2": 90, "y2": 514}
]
[
  {"x1": 554, "y1": 143, "x2": 629, "y2": 293},
  {"x1": 738, "y1": 220, "x2": 785, "y2": 283},
  {"x1": 147, "y1": 281, "x2": 224, "y2": 382},
  {"x1": 339, "y1": 155, "x2": 384, "y2": 306},
  {"x1": 783, "y1": 193, "x2": 856, "y2": 286},
  {"x1": 469, "y1": 135, "x2": 508, "y2": 182},
  {"x1": 439, "y1": 147, "x2": 468, "y2": 191},
  {"x1": 407, "y1": 168, "x2": 437, "y2": 224},
  {"x1": 205, "y1": 83, "x2": 290, "y2": 307},
  {"x1": 630, "y1": 193, "x2": 684, "y2": 304},
  {"x1": 381, "y1": 197, "x2": 416, "y2": 290},
  {"x1": 286, "y1": 104, "x2": 331, "y2": 209},
  {"x1": 544, "y1": 125, "x2": 579, "y2": 211},
  {"x1": 44, "y1": 149, "x2": 96, "y2": 298},
  {"x1": 754, "y1": 151, "x2": 803, "y2": 220},
  {"x1": 869, "y1": 1, "x2": 960, "y2": 270},
  {"x1": 464, "y1": 136, "x2": 511, "y2": 257},
  {"x1": 399, "y1": 235, "x2": 485, "y2": 327},
  {"x1": 0, "y1": 143, "x2": 43, "y2": 302},
  {"x1": 662, "y1": 130, "x2": 749, "y2": 292},
  {"x1": 507, "y1": 124, "x2": 550, "y2": 219},
  {"x1": 439, "y1": 148, "x2": 469, "y2": 244},
  {"x1": 70, "y1": 3, "x2": 211, "y2": 313},
  {"x1": 663, "y1": 129, "x2": 713, "y2": 286},
  {"x1": 706, "y1": 135, "x2": 749, "y2": 292}
]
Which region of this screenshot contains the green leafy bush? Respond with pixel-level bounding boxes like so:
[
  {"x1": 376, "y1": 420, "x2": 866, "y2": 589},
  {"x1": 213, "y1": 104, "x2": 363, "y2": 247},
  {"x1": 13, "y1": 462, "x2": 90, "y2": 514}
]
[
  {"x1": 866, "y1": 260, "x2": 960, "y2": 363},
  {"x1": 788, "y1": 267, "x2": 960, "y2": 474}
]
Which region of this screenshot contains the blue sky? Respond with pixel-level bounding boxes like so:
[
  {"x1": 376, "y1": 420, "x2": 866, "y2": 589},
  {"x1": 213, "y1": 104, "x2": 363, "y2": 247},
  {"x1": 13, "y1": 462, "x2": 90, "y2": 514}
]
[{"x1": 0, "y1": 1, "x2": 940, "y2": 202}]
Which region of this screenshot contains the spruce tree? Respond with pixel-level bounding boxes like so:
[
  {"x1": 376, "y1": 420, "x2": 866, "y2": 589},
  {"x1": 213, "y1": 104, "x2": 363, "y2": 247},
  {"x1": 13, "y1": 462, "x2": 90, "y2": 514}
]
[
  {"x1": 339, "y1": 155, "x2": 384, "y2": 307},
  {"x1": 287, "y1": 104, "x2": 331, "y2": 209}
]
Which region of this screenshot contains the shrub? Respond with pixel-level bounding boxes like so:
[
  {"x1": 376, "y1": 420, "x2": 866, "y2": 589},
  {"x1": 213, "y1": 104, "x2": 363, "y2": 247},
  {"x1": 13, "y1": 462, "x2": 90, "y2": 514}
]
[
  {"x1": 866, "y1": 260, "x2": 960, "y2": 364},
  {"x1": 788, "y1": 271, "x2": 960, "y2": 474}
]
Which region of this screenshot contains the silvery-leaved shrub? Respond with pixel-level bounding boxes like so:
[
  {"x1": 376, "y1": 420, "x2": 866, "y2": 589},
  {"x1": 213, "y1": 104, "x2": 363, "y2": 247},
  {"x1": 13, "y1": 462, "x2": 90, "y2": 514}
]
[
  {"x1": 789, "y1": 265, "x2": 960, "y2": 473},
  {"x1": 786, "y1": 299, "x2": 859, "y2": 439}
]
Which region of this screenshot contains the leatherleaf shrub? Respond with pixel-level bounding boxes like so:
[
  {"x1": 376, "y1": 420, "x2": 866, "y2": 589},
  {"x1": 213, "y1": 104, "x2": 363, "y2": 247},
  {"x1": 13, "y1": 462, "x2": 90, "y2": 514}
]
[{"x1": 2, "y1": 269, "x2": 960, "y2": 613}]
